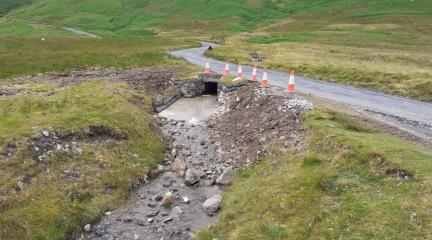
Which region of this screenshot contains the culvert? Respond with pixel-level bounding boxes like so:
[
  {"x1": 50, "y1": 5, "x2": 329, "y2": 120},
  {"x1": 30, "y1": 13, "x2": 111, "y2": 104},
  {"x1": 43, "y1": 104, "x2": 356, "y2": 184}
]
[{"x1": 204, "y1": 82, "x2": 218, "y2": 95}]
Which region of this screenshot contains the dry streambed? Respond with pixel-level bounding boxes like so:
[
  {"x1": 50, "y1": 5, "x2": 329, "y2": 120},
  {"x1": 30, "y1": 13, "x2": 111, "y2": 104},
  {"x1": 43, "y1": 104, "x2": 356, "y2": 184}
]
[{"x1": 80, "y1": 84, "x2": 312, "y2": 240}]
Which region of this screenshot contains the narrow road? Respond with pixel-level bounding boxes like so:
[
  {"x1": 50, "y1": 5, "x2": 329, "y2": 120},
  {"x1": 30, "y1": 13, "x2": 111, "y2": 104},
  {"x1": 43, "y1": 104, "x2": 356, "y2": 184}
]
[
  {"x1": 62, "y1": 27, "x2": 101, "y2": 38},
  {"x1": 170, "y1": 43, "x2": 432, "y2": 141}
]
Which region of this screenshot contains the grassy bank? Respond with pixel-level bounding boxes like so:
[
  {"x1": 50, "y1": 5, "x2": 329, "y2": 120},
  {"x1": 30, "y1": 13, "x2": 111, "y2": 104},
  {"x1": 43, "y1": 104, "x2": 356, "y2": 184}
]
[
  {"x1": 199, "y1": 109, "x2": 432, "y2": 239},
  {"x1": 0, "y1": 80, "x2": 164, "y2": 239}
]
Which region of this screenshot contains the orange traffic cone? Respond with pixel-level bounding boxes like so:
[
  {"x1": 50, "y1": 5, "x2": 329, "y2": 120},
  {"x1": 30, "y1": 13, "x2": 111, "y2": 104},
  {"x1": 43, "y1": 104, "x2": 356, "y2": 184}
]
[
  {"x1": 288, "y1": 70, "x2": 295, "y2": 93},
  {"x1": 262, "y1": 68, "x2": 269, "y2": 88},
  {"x1": 205, "y1": 61, "x2": 210, "y2": 73},
  {"x1": 237, "y1": 64, "x2": 243, "y2": 79},
  {"x1": 251, "y1": 64, "x2": 257, "y2": 81},
  {"x1": 224, "y1": 62, "x2": 230, "y2": 76}
]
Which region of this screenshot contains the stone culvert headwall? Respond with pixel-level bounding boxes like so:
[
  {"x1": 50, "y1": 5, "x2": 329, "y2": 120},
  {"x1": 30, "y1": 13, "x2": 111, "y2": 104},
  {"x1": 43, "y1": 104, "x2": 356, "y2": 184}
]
[{"x1": 153, "y1": 73, "x2": 223, "y2": 113}]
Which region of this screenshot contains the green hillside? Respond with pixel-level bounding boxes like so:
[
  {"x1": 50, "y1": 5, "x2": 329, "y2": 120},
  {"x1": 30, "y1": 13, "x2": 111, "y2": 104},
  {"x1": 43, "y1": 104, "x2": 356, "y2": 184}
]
[{"x1": 5, "y1": 0, "x2": 432, "y2": 36}]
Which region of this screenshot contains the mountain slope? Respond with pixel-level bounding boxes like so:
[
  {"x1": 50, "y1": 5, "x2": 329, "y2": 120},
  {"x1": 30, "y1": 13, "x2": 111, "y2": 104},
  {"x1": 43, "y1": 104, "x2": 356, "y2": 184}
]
[{"x1": 6, "y1": 0, "x2": 432, "y2": 36}]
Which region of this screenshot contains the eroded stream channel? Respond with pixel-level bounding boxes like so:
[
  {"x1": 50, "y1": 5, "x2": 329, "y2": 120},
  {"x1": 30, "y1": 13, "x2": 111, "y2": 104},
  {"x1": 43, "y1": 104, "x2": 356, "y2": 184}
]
[
  {"x1": 83, "y1": 96, "x2": 223, "y2": 240},
  {"x1": 80, "y1": 75, "x2": 311, "y2": 240}
]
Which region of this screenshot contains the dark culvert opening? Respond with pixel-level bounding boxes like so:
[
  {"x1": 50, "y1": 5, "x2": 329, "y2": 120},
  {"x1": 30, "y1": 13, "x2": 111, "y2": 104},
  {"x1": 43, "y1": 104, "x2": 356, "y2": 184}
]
[{"x1": 204, "y1": 82, "x2": 218, "y2": 95}]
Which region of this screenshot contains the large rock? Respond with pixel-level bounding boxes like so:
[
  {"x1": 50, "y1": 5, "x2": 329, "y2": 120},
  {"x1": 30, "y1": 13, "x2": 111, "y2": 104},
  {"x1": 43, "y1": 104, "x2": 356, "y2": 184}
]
[
  {"x1": 184, "y1": 167, "x2": 205, "y2": 186},
  {"x1": 169, "y1": 158, "x2": 186, "y2": 174},
  {"x1": 161, "y1": 192, "x2": 174, "y2": 208},
  {"x1": 202, "y1": 195, "x2": 222, "y2": 216},
  {"x1": 216, "y1": 167, "x2": 234, "y2": 185}
]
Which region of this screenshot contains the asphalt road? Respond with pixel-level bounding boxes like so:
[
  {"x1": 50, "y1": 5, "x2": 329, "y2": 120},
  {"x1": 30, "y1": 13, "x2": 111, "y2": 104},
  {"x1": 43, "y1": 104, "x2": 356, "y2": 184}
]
[{"x1": 170, "y1": 43, "x2": 432, "y2": 141}]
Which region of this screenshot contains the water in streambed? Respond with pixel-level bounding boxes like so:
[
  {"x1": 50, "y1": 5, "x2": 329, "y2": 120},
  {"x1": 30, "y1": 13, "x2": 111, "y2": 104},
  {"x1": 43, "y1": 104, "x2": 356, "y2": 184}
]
[
  {"x1": 158, "y1": 96, "x2": 219, "y2": 124},
  {"x1": 81, "y1": 96, "x2": 222, "y2": 240}
]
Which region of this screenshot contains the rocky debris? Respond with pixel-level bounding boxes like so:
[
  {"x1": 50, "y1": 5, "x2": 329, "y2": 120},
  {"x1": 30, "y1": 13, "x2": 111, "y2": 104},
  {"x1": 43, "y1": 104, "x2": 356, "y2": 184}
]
[
  {"x1": 365, "y1": 109, "x2": 432, "y2": 130},
  {"x1": 15, "y1": 67, "x2": 175, "y2": 90},
  {"x1": 202, "y1": 195, "x2": 222, "y2": 216},
  {"x1": 27, "y1": 125, "x2": 127, "y2": 165},
  {"x1": 210, "y1": 85, "x2": 310, "y2": 169},
  {"x1": 250, "y1": 52, "x2": 264, "y2": 62},
  {"x1": 0, "y1": 88, "x2": 21, "y2": 97},
  {"x1": 1, "y1": 141, "x2": 19, "y2": 159},
  {"x1": 124, "y1": 69, "x2": 175, "y2": 94},
  {"x1": 216, "y1": 167, "x2": 234, "y2": 185},
  {"x1": 81, "y1": 171, "x2": 222, "y2": 240},
  {"x1": 385, "y1": 168, "x2": 413, "y2": 180},
  {"x1": 278, "y1": 98, "x2": 314, "y2": 112}
]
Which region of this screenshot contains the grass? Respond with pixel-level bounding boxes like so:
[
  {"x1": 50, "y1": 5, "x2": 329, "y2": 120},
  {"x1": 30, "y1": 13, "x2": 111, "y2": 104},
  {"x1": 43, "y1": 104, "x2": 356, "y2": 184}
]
[
  {"x1": 0, "y1": 36, "x2": 197, "y2": 80},
  {"x1": 0, "y1": 80, "x2": 165, "y2": 239},
  {"x1": 0, "y1": 0, "x2": 32, "y2": 16},
  {"x1": 219, "y1": 75, "x2": 249, "y2": 85},
  {"x1": 198, "y1": 109, "x2": 432, "y2": 239}
]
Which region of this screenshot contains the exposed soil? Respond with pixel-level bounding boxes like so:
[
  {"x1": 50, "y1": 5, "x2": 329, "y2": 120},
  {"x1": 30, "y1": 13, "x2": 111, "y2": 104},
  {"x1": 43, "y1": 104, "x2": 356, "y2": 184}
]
[
  {"x1": 209, "y1": 85, "x2": 312, "y2": 169},
  {"x1": 4, "y1": 68, "x2": 177, "y2": 100},
  {"x1": 27, "y1": 125, "x2": 128, "y2": 166}
]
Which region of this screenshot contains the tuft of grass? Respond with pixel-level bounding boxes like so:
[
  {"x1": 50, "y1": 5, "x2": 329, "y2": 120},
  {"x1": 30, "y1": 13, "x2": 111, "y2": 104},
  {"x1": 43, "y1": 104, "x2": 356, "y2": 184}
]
[
  {"x1": 199, "y1": 109, "x2": 432, "y2": 239},
  {"x1": 0, "y1": 80, "x2": 165, "y2": 239}
]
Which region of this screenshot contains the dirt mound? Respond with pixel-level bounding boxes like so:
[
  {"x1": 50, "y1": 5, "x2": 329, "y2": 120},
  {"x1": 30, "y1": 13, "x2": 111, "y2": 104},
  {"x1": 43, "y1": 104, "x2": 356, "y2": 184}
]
[
  {"x1": 124, "y1": 68, "x2": 175, "y2": 94},
  {"x1": 209, "y1": 85, "x2": 312, "y2": 169}
]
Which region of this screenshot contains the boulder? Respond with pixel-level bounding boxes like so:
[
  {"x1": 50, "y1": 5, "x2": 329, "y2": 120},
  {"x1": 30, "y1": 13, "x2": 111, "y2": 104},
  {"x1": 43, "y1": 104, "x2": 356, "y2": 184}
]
[
  {"x1": 216, "y1": 167, "x2": 234, "y2": 185},
  {"x1": 169, "y1": 158, "x2": 186, "y2": 173},
  {"x1": 184, "y1": 167, "x2": 205, "y2": 186},
  {"x1": 161, "y1": 192, "x2": 174, "y2": 208},
  {"x1": 202, "y1": 195, "x2": 222, "y2": 216}
]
